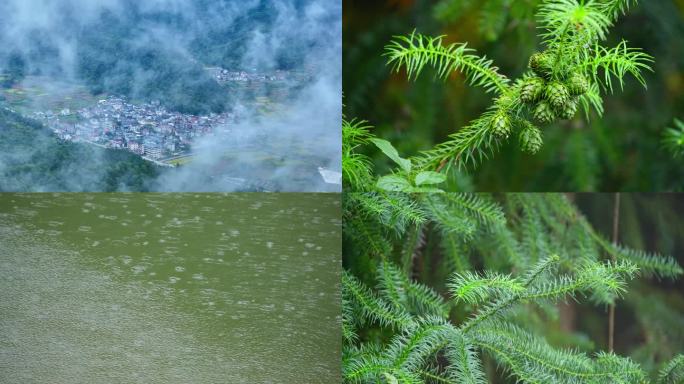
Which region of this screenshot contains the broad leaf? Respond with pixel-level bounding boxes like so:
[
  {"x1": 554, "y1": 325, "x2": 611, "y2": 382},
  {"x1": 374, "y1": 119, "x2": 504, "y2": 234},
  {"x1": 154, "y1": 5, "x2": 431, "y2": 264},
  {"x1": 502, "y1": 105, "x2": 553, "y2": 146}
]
[
  {"x1": 370, "y1": 138, "x2": 412, "y2": 173},
  {"x1": 410, "y1": 187, "x2": 445, "y2": 193},
  {"x1": 377, "y1": 175, "x2": 412, "y2": 192},
  {"x1": 415, "y1": 171, "x2": 446, "y2": 186}
]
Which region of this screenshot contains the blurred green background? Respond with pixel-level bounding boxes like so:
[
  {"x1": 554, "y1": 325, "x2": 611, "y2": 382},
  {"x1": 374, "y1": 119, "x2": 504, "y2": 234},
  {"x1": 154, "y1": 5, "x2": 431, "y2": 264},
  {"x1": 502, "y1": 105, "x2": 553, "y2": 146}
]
[
  {"x1": 574, "y1": 194, "x2": 684, "y2": 369},
  {"x1": 343, "y1": 0, "x2": 684, "y2": 191}
]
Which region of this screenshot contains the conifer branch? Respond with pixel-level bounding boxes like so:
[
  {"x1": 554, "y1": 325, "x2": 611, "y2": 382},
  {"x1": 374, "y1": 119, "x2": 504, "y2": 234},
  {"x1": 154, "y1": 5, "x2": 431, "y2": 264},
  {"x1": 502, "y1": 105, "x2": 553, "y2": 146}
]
[
  {"x1": 353, "y1": 0, "x2": 655, "y2": 176},
  {"x1": 387, "y1": 319, "x2": 454, "y2": 372},
  {"x1": 401, "y1": 224, "x2": 425, "y2": 276},
  {"x1": 460, "y1": 257, "x2": 636, "y2": 333},
  {"x1": 385, "y1": 31, "x2": 510, "y2": 94},
  {"x1": 659, "y1": 354, "x2": 684, "y2": 384},
  {"x1": 663, "y1": 118, "x2": 684, "y2": 158},
  {"x1": 582, "y1": 40, "x2": 653, "y2": 93},
  {"x1": 412, "y1": 108, "x2": 509, "y2": 171},
  {"x1": 352, "y1": 192, "x2": 427, "y2": 234},
  {"x1": 456, "y1": 254, "x2": 555, "y2": 333},
  {"x1": 440, "y1": 233, "x2": 472, "y2": 274},
  {"x1": 342, "y1": 118, "x2": 374, "y2": 190},
  {"x1": 344, "y1": 210, "x2": 392, "y2": 257},
  {"x1": 589, "y1": 230, "x2": 684, "y2": 279},
  {"x1": 342, "y1": 299, "x2": 358, "y2": 343},
  {"x1": 442, "y1": 193, "x2": 506, "y2": 228},
  {"x1": 538, "y1": 194, "x2": 683, "y2": 279},
  {"x1": 449, "y1": 272, "x2": 524, "y2": 305},
  {"x1": 421, "y1": 195, "x2": 477, "y2": 238},
  {"x1": 608, "y1": 192, "x2": 620, "y2": 352},
  {"x1": 473, "y1": 321, "x2": 647, "y2": 383},
  {"x1": 538, "y1": 0, "x2": 612, "y2": 44},
  {"x1": 600, "y1": 0, "x2": 638, "y2": 21},
  {"x1": 343, "y1": 271, "x2": 416, "y2": 331},
  {"x1": 343, "y1": 194, "x2": 682, "y2": 383},
  {"x1": 443, "y1": 330, "x2": 487, "y2": 384},
  {"x1": 378, "y1": 260, "x2": 449, "y2": 318},
  {"x1": 525, "y1": 253, "x2": 559, "y2": 283}
]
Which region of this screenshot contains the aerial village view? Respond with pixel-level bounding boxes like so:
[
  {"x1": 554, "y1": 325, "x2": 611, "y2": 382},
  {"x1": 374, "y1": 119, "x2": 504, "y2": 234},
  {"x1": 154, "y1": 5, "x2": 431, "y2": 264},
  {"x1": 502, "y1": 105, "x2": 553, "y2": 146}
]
[{"x1": 2, "y1": 68, "x2": 297, "y2": 168}]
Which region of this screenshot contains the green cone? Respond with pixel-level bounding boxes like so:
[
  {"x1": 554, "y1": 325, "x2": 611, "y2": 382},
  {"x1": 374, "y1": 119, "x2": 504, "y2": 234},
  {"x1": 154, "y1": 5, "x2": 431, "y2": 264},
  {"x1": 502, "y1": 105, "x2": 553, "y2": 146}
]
[
  {"x1": 491, "y1": 111, "x2": 511, "y2": 138},
  {"x1": 520, "y1": 77, "x2": 545, "y2": 103},
  {"x1": 545, "y1": 81, "x2": 570, "y2": 110},
  {"x1": 533, "y1": 100, "x2": 556, "y2": 124},
  {"x1": 559, "y1": 98, "x2": 579, "y2": 120},
  {"x1": 567, "y1": 72, "x2": 589, "y2": 96},
  {"x1": 519, "y1": 122, "x2": 543, "y2": 154},
  {"x1": 529, "y1": 52, "x2": 553, "y2": 79},
  {"x1": 495, "y1": 93, "x2": 514, "y2": 107}
]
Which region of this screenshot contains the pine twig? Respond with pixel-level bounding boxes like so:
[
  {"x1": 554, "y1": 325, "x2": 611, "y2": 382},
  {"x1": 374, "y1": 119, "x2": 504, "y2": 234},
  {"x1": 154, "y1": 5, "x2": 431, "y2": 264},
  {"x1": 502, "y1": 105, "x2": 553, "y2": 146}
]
[{"x1": 608, "y1": 192, "x2": 620, "y2": 352}]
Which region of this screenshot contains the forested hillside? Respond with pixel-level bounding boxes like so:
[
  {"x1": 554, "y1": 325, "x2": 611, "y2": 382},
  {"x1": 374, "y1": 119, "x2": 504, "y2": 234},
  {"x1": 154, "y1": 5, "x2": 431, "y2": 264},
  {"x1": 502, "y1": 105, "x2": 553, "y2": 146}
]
[
  {"x1": 0, "y1": 107, "x2": 159, "y2": 191},
  {"x1": 0, "y1": 0, "x2": 318, "y2": 114}
]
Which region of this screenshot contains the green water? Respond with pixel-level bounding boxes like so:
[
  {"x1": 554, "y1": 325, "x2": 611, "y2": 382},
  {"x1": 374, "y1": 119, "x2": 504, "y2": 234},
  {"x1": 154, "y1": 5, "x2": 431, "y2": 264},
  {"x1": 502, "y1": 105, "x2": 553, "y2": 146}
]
[{"x1": 0, "y1": 193, "x2": 341, "y2": 383}]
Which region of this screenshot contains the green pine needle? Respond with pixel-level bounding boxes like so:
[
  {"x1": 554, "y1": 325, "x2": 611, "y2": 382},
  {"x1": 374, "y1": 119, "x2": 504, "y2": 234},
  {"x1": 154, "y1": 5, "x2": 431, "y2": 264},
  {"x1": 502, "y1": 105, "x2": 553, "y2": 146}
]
[
  {"x1": 663, "y1": 118, "x2": 684, "y2": 158},
  {"x1": 384, "y1": 31, "x2": 510, "y2": 94}
]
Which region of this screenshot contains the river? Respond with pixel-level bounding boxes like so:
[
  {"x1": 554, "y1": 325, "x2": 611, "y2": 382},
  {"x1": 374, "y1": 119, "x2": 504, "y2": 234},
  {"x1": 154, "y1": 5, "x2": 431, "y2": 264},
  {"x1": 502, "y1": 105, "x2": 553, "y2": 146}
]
[{"x1": 0, "y1": 193, "x2": 341, "y2": 383}]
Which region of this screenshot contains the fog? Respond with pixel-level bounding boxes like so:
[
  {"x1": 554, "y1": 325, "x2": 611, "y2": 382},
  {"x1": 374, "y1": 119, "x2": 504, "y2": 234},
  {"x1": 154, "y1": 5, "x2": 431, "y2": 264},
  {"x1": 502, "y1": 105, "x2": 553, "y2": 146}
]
[{"x1": 0, "y1": 0, "x2": 341, "y2": 192}]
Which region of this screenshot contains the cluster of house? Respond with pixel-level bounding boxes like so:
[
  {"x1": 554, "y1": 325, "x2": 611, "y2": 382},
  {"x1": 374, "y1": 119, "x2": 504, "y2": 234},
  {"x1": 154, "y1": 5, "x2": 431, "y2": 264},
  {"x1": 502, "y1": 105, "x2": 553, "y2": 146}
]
[
  {"x1": 208, "y1": 68, "x2": 287, "y2": 84},
  {"x1": 30, "y1": 96, "x2": 236, "y2": 161}
]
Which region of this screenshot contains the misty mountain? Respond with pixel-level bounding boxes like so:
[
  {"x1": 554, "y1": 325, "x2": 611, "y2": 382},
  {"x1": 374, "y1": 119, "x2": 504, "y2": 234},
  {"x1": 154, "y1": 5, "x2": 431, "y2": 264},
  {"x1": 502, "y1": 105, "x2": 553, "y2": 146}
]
[
  {"x1": 0, "y1": 107, "x2": 159, "y2": 191},
  {"x1": 76, "y1": 29, "x2": 227, "y2": 115},
  {"x1": 1, "y1": 0, "x2": 320, "y2": 114}
]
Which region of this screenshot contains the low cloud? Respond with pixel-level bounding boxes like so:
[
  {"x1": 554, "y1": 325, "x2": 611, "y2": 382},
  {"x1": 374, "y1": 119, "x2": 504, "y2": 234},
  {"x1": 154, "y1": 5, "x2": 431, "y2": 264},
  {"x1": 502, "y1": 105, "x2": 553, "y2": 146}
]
[{"x1": 0, "y1": 0, "x2": 341, "y2": 192}]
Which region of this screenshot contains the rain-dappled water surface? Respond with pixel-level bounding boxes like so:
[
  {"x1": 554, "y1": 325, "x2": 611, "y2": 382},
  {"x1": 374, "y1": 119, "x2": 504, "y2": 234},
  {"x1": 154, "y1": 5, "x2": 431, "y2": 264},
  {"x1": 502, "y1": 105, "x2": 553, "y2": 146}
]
[{"x1": 0, "y1": 193, "x2": 341, "y2": 383}]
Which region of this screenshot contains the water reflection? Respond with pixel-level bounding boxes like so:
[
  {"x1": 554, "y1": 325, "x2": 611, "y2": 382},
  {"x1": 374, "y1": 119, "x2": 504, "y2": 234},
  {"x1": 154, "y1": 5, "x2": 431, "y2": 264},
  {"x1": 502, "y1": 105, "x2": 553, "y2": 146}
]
[{"x1": 0, "y1": 193, "x2": 341, "y2": 383}]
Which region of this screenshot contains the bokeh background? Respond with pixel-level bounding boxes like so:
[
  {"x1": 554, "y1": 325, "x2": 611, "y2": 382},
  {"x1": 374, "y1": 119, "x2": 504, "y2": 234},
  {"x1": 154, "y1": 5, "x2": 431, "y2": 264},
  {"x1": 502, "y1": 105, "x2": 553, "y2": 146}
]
[
  {"x1": 573, "y1": 194, "x2": 684, "y2": 368},
  {"x1": 343, "y1": 0, "x2": 684, "y2": 191}
]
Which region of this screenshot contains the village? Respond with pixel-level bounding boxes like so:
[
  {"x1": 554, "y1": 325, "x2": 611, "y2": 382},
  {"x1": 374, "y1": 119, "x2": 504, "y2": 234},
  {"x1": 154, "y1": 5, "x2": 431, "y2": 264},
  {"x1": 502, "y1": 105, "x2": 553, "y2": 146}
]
[
  {"x1": 21, "y1": 68, "x2": 299, "y2": 166},
  {"x1": 29, "y1": 96, "x2": 237, "y2": 165},
  {"x1": 3, "y1": 67, "x2": 341, "y2": 189},
  {"x1": 208, "y1": 68, "x2": 288, "y2": 84}
]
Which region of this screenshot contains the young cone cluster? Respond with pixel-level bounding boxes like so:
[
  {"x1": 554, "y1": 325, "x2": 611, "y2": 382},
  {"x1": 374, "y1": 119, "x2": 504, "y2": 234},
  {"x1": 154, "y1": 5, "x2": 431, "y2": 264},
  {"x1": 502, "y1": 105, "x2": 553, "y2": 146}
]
[
  {"x1": 522, "y1": 51, "x2": 588, "y2": 124},
  {"x1": 381, "y1": 3, "x2": 654, "y2": 168}
]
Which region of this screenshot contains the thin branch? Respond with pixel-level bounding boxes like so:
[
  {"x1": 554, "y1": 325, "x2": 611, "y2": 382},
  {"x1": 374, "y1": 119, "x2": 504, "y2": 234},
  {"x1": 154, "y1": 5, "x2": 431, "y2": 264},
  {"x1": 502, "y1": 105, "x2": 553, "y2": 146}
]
[{"x1": 608, "y1": 192, "x2": 620, "y2": 352}]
